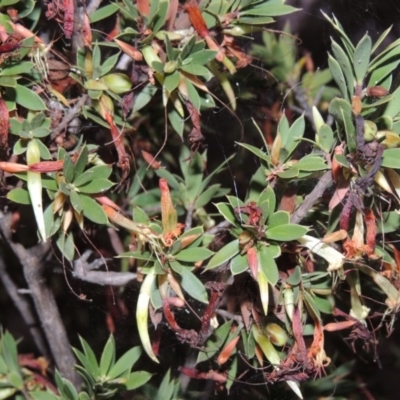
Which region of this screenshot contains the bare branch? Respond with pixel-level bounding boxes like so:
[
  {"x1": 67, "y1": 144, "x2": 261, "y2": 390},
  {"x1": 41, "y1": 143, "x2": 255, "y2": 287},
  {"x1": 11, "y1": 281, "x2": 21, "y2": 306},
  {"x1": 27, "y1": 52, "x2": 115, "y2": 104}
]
[
  {"x1": 0, "y1": 250, "x2": 48, "y2": 357},
  {"x1": 290, "y1": 171, "x2": 333, "y2": 224},
  {"x1": 0, "y1": 212, "x2": 80, "y2": 388},
  {"x1": 72, "y1": 251, "x2": 137, "y2": 286},
  {"x1": 50, "y1": 94, "x2": 88, "y2": 140},
  {"x1": 86, "y1": 0, "x2": 103, "y2": 14}
]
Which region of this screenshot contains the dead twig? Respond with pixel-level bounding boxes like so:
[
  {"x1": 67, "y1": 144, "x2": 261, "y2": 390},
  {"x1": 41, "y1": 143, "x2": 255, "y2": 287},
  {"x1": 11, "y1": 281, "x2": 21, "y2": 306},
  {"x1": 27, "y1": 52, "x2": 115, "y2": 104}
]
[
  {"x1": 290, "y1": 170, "x2": 333, "y2": 224},
  {"x1": 72, "y1": 250, "x2": 137, "y2": 286},
  {"x1": 0, "y1": 249, "x2": 48, "y2": 357},
  {"x1": 50, "y1": 94, "x2": 88, "y2": 140},
  {"x1": 0, "y1": 212, "x2": 80, "y2": 388}
]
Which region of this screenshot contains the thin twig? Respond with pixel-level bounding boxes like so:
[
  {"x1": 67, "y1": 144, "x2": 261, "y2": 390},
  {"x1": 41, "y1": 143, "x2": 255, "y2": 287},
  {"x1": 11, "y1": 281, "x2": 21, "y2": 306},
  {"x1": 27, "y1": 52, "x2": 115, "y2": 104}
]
[
  {"x1": 290, "y1": 170, "x2": 333, "y2": 224},
  {"x1": 0, "y1": 212, "x2": 80, "y2": 388},
  {"x1": 185, "y1": 203, "x2": 194, "y2": 231},
  {"x1": 50, "y1": 94, "x2": 88, "y2": 140},
  {"x1": 0, "y1": 250, "x2": 49, "y2": 357},
  {"x1": 71, "y1": 250, "x2": 137, "y2": 286},
  {"x1": 206, "y1": 220, "x2": 231, "y2": 235},
  {"x1": 86, "y1": 0, "x2": 103, "y2": 14}
]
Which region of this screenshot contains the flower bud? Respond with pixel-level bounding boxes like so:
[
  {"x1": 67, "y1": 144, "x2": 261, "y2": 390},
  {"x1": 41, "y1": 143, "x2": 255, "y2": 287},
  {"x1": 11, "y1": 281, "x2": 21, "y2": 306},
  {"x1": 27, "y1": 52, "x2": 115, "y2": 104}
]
[
  {"x1": 163, "y1": 60, "x2": 178, "y2": 74},
  {"x1": 363, "y1": 120, "x2": 377, "y2": 142},
  {"x1": 264, "y1": 322, "x2": 288, "y2": 347},
  {"x1": 366, "y1": 86, "x2": 389, "y2": 97},
  {"x1": 102, "y1": 73, "x2": 132, "y2": 94}
]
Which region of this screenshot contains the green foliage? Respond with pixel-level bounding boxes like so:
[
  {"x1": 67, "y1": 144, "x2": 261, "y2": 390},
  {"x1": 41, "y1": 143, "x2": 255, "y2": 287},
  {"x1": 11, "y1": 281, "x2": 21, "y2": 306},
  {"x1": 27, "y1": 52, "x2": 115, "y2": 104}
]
[
  {"x1": 0, "y1": 331, "x2": 151, "y2": 399},
  {"x1": 72, "y1": 335, "x2": 152, "y2": 397},
  {"x1": 3, "y1": 1, "x2": 400, "y2": 399}
]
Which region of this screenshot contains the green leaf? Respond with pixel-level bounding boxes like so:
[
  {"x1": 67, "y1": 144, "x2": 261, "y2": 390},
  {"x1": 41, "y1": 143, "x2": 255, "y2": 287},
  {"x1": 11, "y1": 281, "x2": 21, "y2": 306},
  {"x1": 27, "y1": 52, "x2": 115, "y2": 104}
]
[
  {"x1": 237, "y1": 142, "x2": 270, "y2": 162},
  {"x1": 334, "y1": 153, "x2": 350, "y2": 169},
  {"x1": 383, "y1": 85, "x2": 400, "y2": 119},
  {"x1": 268, "y1": 211, "x2": 290, "y2": 228},
  {"x1": 171, "y1": 262, "x2": 208, "y2": 303},
  {"x1": 266, "y1": 224, "x2": 308, "y2": 241},
  {"x1": 258, "y1": 244, "x2": 280, "y2": 285},
  {"x1": 0, "y1": 354, "x2": 8, "y2": 374},
  {"x1": 194, "y1": 184, "x2": 224, "y2": 208},
  {"x1": 125, "y1": 371, "x2": 153, "y2": 390},
  {"x1": 36, "y1": 139, "x2": 52, "y2": 160},
  {"x1": 100, "y1": 52, "x2": 121, "y2": 77},
  {"x1": 59, "y1": 377, "x2": 79, "y2": 400},
  {"x1": 353, "y1": 34, "x2": 372, "y2": 84},
  {"x1": 180, "y1": 63, "x2": 211, "y2": 78},
  {"x1": 155, "y1": 168, "x2": 181, "y2": 191},
  {"x1": 77, "y1": 178, "x2": 114, "y2": 194},
  {"x1": 257, "y1": 187, "x2": 276, "y2": 218},
  {"x1": 70, "y1": 191, "x2": 83, "y2": 213},
  {"x1": 184, "y1": 77, "x2": 201, "y2": 110},
  {"x1": 316, "y1": 124, "x2": 335, "y2": 153},
  {"x1": 149, "y1": 0, "x2": 169, "y2": 33},
  {"x1": 276, "y1": 166, "x2": 299, "y2": 179},
  {"x1": 154, "y1": 370, "x2": 175, "y2": 400},
  {"x1": 164, "y1": 34, "x2": 175, "y2": 61},
  {"x1": 81, "y1": 195, "x2": 108, "y2": 224},
  {"x1": 382, "y1": 148, "x2": 400, "y2": 168},
  {"x1": 1, "y1": 331, "x2": 20, "y2": 373},
  {"x1": 196, "y1": 321, "x2": 232, "y2": 364},
  {"x1": 168, "y1": 107, "x2": 184, "y2": 137},
  {"x1": 240, "y1": 4, "x2": 298, "y2": 16},
  {"x1": 88, "y1": 89, "x2": 103, "y2": 100},
  {"x1": 214, "y1": 202, "x2": 237, "y2": 226},
  {"x1": 180, "y1": 36, "x2": 196, "y2": 60},
  {"x1": 31, "y1": 392, "x2": 59, "y2": 400},
  {"x1": 284, "y1": 114, "x2": 305, "y2": 157},
  {"x1": 187, "y1": 50, "x2": 217, "y2": 65},
  {"x1": 230, "y1": 253, "x2": 248, "y2": 275},
  {"x1": 331, "y1": 39, "x2": 354, "y2": 98},
  {"x1": 313, "y1": 295, "x2": 333, "y2": 314},
  {"x1": 108, "y1": 346, "x2": 142, "y2": 379},
  {"x1": 369, "y1": 40, "x2": 400, "y2": 72},
  {"x1": 56, "y1": 233, "x2": 75, "y2": 261},
  {"x1": 9, "y1": 118, "x2": 22, "y2": 135},
  {"x1": 8, "y1": 370, "x2": 24, "y2": 390},
  {"x1": 226, "y1": 195, "x2": 244, "y2": 210},
  {"x1": 226, "y1": 354, "x2": 238, "y2": 392},
  {"x1": 205, "y1": 239, "x2": 239, "y2": 271},
  {"x1": 100, "y1": 335, "x2": 116, "y2": 376},
  {"x1": 133, "y1": 83, "x2": 158, "y2": 113},
  {"x1": 89, "y1": 3, "x2": 119, "y2": 23},
  {"x1": 0, "y1": 61, "x2": 34, "y2": 76},
  {"x1": 302, "y1": 290, "x2": 321, "y2": 320},
  {"x1": 0, "y1": 76, "x2": 17, "y2": 87},
  {"x1": 74, "y1": 146, "x2": 89, "y2": 178},
  {"x1": 239, "y1": 16, "x2": 274, "y2": 25},
  {"x1": 287, "y1": 266, "x2": 302, "y2": 286},
  {"x1": 328, "y1": 98, "x2": 356, "y2": 152},
  {"x1": 368, "y1": 59, "x2": 400, "y2": 87},
  {"x1": 164, "y1": 70, "x2": 180, "y2": 92},
  {"x1": 32, "y1": 127, "x2": 50, "y2": 138},
  {"x1": 31, "y1": 113, "x2": 45, "y2": 129},
  {"x1": 63, "y1": 153, "x2": 75, "y2": 183},
  {"x1": 74, "y1": 165, "x2": 112, "y2": 187},
  {"x1": 296, "y1": 155, "x2": 327, "y2": 171},
  {"x1": 14, "y1": 84, "x2": 46, "y2": 110},
  {"x1": 328, "y1": 54, "x2": 348, "y2": 100},
  {"x1": 6, "y1": 188, "x2": 31, "y2": 204},
  {"x1": 74, "y1": 336, "x2": 100, "y2": 375},
  {"x1": 174, "y1": 247, "x2": 213, "y2": 262}
]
